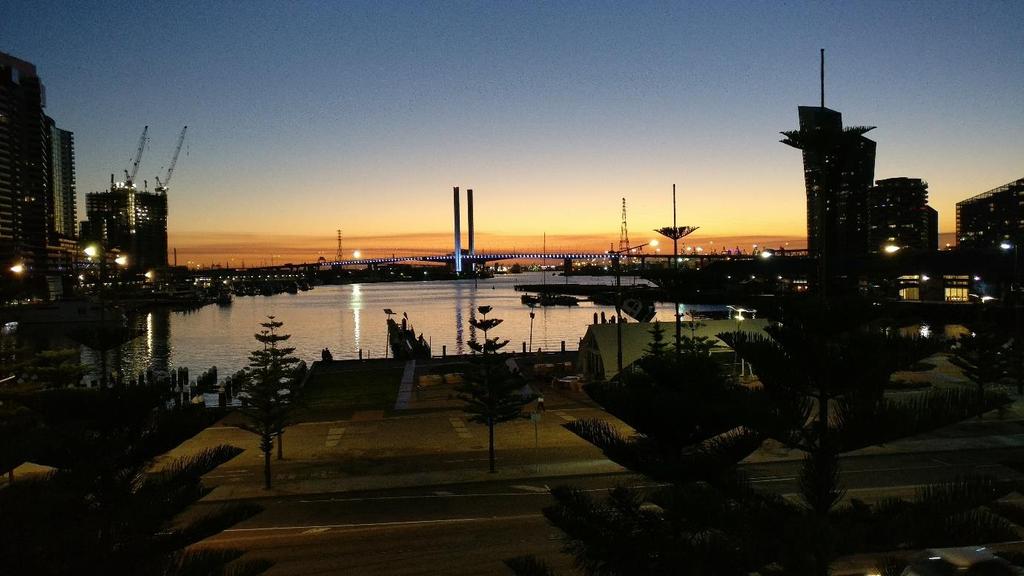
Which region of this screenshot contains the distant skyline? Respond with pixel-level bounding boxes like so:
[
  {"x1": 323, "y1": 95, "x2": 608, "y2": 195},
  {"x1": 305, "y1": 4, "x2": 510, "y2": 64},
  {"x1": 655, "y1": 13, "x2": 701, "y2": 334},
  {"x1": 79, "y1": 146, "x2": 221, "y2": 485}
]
[{"x1": 3, "y1": 1, "x2": 1022, "y2": 264}]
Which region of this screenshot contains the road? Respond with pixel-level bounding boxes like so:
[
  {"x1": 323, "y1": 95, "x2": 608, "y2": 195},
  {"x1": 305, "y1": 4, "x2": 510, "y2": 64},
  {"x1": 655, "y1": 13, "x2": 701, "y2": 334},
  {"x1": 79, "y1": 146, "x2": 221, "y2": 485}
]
[{"x1": 197, "y1": 446, "x2": 1024, "y2": 575}]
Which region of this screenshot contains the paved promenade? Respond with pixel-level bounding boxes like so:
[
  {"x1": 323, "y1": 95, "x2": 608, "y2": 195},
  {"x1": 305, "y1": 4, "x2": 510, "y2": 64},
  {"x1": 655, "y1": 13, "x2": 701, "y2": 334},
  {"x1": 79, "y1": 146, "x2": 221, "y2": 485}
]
[{"x1": 156, "y1": 351, "x2": 1024, "y2": 503}]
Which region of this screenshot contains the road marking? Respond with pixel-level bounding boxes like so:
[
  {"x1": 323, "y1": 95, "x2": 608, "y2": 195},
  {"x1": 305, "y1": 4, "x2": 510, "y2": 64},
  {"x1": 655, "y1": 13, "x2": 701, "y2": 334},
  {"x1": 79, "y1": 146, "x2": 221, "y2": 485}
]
[
  {"x1": 747, "y1": 462, "x2": 1004, "y2": 483},
  {"x1": 553, "y1": 411, "x2": 574, "y2": 422},
  {"x1": 301, "y1": 527, "x2": 331, "y2": 535},
  {"x1": 449, "y1": 417, "x2": 473, "y2": 439},
  {"x1": 297, "y1": 484, "x2": 663, "y2": 505},
  {"x1": 510, "y1": 484, "x2": 550, "y2": 494},
  {"x1": 223, "y1": 514, "x2": 540, "y2": 533},
  {"x1": 325, "y1": 427, "x2": 345, "y2": 447}
]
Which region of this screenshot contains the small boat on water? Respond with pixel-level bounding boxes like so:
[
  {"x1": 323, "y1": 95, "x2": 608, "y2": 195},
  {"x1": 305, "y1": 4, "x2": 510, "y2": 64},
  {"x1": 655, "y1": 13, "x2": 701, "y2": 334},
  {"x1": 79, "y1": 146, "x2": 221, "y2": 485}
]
[{"x1": 521, "y1": 293, "x2": 579, "y2": 307}]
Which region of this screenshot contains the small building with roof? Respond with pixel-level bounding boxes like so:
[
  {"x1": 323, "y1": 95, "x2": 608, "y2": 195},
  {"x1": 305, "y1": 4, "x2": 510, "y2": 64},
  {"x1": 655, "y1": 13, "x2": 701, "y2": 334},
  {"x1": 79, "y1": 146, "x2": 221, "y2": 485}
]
[{"x1": 577, "y1": 318, "x2": 770, "y2": 381}]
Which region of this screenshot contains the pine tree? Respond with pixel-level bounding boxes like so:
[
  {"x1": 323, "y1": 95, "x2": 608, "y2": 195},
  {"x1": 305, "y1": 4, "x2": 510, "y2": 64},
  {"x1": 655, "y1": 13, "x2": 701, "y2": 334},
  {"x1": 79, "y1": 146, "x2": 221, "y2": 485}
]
[
  {"x1": 455, "y1": 306, "x2": 533, "y2": 473},
  {"x1": 238, "y1": 316, "x2": 300, "y2": 489},
  {"x1": 644, "y1": 321, "x2": 668, "y2": 358},
  {"x1": 950, "y1": 323, "x2": 1008, "y2": 412}
]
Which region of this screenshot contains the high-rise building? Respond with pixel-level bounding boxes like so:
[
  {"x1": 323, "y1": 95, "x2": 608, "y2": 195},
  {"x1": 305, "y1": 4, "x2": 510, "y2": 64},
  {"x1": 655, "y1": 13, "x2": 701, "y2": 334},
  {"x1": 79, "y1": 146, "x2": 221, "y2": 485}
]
[
  {"x1": 48, "y1": 120, "x2": 75, "y2": 239},
  {"x1": 0, "y1": 51, "x2": 52, "y2": 274},
  {"x1": 956, "y1": 177, "x2": 1024, "y2": 249},
  {"x1": 866, "y1": 177, "x2": 938, "y2": 252},
  {"x1": 781, "y1": 106, "x2": 877, "y2": 267},
  {"x1": 81, "y1": 183, "x2": 168, "y2": 272}
]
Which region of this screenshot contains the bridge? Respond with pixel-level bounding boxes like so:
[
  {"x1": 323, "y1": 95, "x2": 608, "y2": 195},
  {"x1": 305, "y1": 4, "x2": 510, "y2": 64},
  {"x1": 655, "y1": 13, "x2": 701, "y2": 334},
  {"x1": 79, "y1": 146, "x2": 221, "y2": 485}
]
[
  {"x1": 191, "y1": 187, "x2": 806, "y2": 274},
  {"x1": 318, "y1": 250, "x2": 804, "y2": 268}
]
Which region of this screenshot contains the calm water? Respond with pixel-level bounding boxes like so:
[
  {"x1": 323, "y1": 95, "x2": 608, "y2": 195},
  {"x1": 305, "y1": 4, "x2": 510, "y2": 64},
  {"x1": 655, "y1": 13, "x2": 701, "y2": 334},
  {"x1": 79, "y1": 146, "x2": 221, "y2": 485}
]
[{"x1": 66, "y1": 272, "x2": 704, "y2": 381}]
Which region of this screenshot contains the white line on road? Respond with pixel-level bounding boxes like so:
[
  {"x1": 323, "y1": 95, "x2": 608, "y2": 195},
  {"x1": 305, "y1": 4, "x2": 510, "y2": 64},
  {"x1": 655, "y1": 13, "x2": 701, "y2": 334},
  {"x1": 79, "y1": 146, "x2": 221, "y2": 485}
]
[{"x1": 223, "y1": 514, "x2": 540, "y2": 533}]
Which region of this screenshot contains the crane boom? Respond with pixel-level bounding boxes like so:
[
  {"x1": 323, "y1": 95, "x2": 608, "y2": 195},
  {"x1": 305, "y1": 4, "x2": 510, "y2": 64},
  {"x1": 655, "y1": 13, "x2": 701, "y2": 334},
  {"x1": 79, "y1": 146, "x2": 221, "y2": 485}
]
[
  {"x1": 156, "y1": 126, "x2": 187, "y2": 193},
  {"x1": 126, "y1": 126, "x2": 149, "y2": 186}
]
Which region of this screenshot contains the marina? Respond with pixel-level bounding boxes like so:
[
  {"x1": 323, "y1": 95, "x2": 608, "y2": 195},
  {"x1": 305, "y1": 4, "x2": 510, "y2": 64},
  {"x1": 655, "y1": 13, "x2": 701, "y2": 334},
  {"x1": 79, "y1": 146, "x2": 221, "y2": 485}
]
[{"x1": 8, "y1": 272, "x2": 719, "y2": 382}]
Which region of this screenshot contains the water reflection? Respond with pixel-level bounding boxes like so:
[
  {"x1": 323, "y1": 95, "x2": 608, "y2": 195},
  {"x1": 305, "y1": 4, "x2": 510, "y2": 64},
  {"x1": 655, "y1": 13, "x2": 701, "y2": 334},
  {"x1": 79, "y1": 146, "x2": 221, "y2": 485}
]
[
  {"x1": 24, "y1": 273, "x2": 674, "y2": 380},
  {"x1": 351, "y1": 284, "x2": 362, "y2": 355}
]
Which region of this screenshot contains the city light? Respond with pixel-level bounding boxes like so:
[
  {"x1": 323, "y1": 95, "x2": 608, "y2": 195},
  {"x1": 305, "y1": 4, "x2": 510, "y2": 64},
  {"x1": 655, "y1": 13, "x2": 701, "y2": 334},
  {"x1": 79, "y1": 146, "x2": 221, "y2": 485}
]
[
  {"x1": 114, "y1": 255, "x2": 128, "y2": 266},
  {"x1": 883, "y1": 244, "x2": 901, "y2": 254},
  {"x1": 353, "y1": 250, "x2": 362, "y2": 259},
  {"x1": 1000, "y1": 242, "x2": 1013, "y2": 250},
  {"x1": 144, "y1": 271, "x2": 154, "y2": 279},
  {"x1": 83, "y1": 245, "x2": 98, "y2": 258},
  {"x1": 9, "y1": 263, "x2": 24, "y2": 274},
  {"x1": 760, "y1": 250, "x2": 772, "y2": 259}
]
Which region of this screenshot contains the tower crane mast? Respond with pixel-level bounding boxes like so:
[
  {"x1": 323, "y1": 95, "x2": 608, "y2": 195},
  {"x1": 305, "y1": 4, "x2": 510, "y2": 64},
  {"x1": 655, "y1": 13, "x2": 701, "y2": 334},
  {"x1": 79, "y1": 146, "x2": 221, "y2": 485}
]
[
  {"x1": 155, "y1": 126, "x2": 188, "y2": 193},
  {"x1": 124, "y1": 126, "x2": 149, "y2": 187}
]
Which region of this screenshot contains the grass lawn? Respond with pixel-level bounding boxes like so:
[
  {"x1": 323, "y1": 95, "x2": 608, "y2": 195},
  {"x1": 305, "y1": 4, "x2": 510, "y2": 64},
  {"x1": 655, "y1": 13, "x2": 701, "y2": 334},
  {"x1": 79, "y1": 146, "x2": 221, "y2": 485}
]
[{"x1": 293, "y1": 364, "x2": 405, "y2": 422}]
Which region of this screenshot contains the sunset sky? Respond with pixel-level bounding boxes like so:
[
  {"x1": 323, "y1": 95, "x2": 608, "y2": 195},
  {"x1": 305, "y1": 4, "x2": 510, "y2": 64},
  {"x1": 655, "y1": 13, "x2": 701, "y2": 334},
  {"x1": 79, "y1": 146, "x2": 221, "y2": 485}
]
[{"x1": 3, "y1": 1, "x2": 1022, "y2": 265}]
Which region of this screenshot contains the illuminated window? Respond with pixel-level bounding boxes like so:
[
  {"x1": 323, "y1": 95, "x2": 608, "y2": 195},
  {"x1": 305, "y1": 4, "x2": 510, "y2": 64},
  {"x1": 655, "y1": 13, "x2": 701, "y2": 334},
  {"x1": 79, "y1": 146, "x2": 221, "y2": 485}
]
[
  {"x1": 944, "y1": 287, "x2": 968, "y2": 302},
  {"x1": 899, "y1": 287, "x2": 920, "y2": 301}
]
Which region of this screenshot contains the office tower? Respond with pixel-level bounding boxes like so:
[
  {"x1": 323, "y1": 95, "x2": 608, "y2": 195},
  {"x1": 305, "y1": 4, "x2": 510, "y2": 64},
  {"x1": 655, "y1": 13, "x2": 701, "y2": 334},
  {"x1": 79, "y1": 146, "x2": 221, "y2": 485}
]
[
  {"x1": 956, "y1": 177, "x2": 1024, "y2": 249},
  {"x1": 866, "y1": 177, "x2": 937, "y2": 252},
  {"x1": 782, "y1": 107, "x2": 877, "y2": 261},
  {"x1": 0, "y1": 51, "x2": 51, "y2": 273}
]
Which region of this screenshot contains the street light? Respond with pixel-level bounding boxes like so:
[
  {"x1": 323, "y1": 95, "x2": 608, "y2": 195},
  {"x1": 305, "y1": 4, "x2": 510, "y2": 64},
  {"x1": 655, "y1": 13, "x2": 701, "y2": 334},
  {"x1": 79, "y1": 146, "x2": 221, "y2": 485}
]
[
  {"x1": 9, "y1": 263, "x2": 24, "y2": 274},
  {"x1": 883, "y1": 244, "x2": 901, "y2": 254},
  {"x1": 654, "y1": 185, "x2": 701, "y2": 360},
  {"x1": 84, "y1": 245, "x2": 99, "y2": 258},
  {"x1": 114, "y1": 255, "x2": 128, "y2": 267},
  {"x1": 528, "y1": 310, "x2": 535, "y2": 353}
]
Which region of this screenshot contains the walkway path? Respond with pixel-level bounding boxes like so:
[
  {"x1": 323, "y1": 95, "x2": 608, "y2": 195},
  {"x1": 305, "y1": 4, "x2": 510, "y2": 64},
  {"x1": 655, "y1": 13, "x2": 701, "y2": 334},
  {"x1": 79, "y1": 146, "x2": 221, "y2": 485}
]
[{"x1": 393, "y1": 360, "x2": 416, "y2": 410}]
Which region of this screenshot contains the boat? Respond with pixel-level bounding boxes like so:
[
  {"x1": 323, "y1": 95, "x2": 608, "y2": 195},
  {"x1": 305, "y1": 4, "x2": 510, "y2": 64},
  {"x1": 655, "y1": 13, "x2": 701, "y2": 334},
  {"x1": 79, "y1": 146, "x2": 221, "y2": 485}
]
[{"x1": 521, "y1": 293, "x2": 579, "y2": 307}]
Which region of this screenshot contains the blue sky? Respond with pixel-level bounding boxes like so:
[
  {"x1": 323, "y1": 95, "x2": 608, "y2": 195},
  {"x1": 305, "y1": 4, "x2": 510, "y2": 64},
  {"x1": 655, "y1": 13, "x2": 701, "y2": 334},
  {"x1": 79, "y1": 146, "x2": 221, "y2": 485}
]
[{"x1": 3, "y1": 1, "x2": 1022, "y2": 261}]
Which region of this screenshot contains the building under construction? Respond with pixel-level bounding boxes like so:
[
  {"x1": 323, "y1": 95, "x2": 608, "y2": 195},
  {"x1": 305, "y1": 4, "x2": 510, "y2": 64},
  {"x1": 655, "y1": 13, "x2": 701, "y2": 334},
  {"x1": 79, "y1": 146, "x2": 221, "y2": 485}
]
[
  {"x1": 81, "y1": 181, "x2": 168, "y2": 272},
  {"x1": 80, "y1": 126, "x2": 185, "y2": 273}
]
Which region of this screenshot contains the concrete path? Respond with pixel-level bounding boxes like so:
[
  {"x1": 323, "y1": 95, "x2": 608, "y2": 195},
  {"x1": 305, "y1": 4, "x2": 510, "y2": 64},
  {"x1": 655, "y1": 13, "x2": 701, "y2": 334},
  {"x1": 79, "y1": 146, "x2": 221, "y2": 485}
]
[{"x1": 393, "y1": 360, "x2": 416, "y2": 410}]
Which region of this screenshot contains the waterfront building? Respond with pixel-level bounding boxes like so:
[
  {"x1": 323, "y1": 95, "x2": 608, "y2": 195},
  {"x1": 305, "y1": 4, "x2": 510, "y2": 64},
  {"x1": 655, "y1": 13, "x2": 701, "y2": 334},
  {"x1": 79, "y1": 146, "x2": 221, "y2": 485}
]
[
  {"x1": 0, "y1": 51, "x2": 51, "y2": 275},
  {"x1": 781, "y1": 106, "x2": 877, "y2": 273},
  {"x1": 0, "y1": 52, "x2": 78, "y2": 288},
  {"x1": 866, "y1": 177, "x2": 938, "y2": 252},
  {"x1": 81, "y1": 183, "x2": 168, "y2": 272},
  {"x1": 956, "y1": 177, "x2": 1024, "y2": 249}
]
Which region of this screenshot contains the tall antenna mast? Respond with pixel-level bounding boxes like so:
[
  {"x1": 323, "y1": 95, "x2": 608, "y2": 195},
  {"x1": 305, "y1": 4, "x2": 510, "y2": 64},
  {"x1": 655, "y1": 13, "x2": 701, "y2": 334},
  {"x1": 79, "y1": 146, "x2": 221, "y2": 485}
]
[
  {"x1": 619, "y1": 198, "x2": 630, "y2": 254},
  {"x1": 336, "y1": 229, "x2": 343, "y2": 261},
  {"x1": 820, "y1": 48, "x2": 825, "y2": 108}
]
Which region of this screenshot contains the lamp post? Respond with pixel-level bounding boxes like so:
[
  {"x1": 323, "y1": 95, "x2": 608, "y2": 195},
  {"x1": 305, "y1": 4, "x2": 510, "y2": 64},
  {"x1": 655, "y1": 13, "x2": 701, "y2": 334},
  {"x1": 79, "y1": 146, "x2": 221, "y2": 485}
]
[
  {"x1": 609, "y1": 239, "x2": 658, "y2": 378},
  {"x1": 83, "y1": 244, "x2": 128, "y2": 387},
  {"x1": 1000, "y1": 242, "x2": 1019, "y2": 298},
  {"x1": 655, "y1": 184, "x2": 699, "y2": 359},
  {"x1": 1001, "y1": 242, "x2": 1021, "y2": 348},
  {"x1": 528, "y1": 310, "x2": 535, "y2": 353}
]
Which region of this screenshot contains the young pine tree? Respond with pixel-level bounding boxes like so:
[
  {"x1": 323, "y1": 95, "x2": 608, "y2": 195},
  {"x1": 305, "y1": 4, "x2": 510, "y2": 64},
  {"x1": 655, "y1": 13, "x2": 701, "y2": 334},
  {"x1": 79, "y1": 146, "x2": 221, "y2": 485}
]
[
  {"x1": 456, "y1": 306, "x2": 533, "y2": 473},
  {"x1": 239, "y1": 316, "x2": 300, "y2": 489}
]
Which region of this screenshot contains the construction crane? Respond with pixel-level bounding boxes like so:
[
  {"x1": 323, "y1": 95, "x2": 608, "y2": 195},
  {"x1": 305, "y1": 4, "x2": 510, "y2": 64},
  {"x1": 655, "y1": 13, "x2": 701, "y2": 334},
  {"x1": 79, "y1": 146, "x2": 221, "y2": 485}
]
[
  {"x1": 155, "y1": 126, "x2": 188, "y2": 193},
  {"x1": 123, "y1": 126, "x2": 149, "y2": 187}
]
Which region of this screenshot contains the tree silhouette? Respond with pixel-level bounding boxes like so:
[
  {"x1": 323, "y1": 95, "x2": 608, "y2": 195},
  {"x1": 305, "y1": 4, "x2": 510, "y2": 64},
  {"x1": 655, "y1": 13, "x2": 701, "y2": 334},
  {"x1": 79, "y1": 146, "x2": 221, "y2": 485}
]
[
  {"x1": 950, "y1": 322, "x2": 1009, "y2": 412},
  {"x1": 455, "y1": 306, "x2": 533, "y2": 473},
  {"x1": 238, "y1": 316, "x2": 300, "y2": 489},
  {"x1": 0, "y1": 385, "x2": 268, "y2": 575},
  {"x1": 519, "y1": 298, "x2": 1020, "y2": 576}
]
